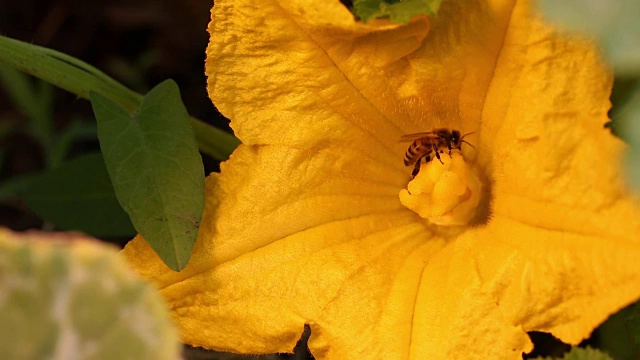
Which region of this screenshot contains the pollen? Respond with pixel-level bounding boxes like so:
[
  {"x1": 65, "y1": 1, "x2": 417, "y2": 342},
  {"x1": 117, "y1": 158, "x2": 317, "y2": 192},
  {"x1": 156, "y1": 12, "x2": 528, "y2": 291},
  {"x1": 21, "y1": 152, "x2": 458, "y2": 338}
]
[{"x1": 399, "y1": 151, "x2": 482, "y2": 226}]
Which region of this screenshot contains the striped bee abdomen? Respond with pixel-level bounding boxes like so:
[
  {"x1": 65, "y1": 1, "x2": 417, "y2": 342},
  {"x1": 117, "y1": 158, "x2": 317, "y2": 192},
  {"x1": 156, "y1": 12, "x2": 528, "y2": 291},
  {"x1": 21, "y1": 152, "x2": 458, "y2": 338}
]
[{"x1": 404, "y1": 140, "x2": 433, "y2": 166}]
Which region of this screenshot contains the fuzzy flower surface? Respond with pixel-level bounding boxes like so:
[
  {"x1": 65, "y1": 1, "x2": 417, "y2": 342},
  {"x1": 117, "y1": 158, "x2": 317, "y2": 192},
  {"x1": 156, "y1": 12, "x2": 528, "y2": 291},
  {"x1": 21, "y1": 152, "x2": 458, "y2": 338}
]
[{"x1": 122, "y1": 0, "x2": 640, "y2": 358}]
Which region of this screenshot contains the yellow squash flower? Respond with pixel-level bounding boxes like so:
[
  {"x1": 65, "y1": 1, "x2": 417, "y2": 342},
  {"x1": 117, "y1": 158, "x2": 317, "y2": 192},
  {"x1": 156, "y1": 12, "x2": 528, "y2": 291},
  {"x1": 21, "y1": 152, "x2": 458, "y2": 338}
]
[{"x1": 122, "y1": 0, "x2": 640, "y2": 358}]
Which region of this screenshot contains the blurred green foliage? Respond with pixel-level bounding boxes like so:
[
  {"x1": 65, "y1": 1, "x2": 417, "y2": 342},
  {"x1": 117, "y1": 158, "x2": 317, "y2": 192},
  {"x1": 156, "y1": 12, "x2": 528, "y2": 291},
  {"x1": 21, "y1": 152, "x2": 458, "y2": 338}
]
[
  {"x1": 0, "y1": 64, "x2": 128, "y2": 236},
  {"x1": 351, "y1": 0, "x2": 442, "y2": 23},
  {"x1": 22, "y1": 153, "x2": 135, "y2": 238},
  {"x1": 0, "y1": 63, "x2": 98, "y2": 171},
  {"x1": 0, "y1": 229, "x2": 180, "y2": 360}
]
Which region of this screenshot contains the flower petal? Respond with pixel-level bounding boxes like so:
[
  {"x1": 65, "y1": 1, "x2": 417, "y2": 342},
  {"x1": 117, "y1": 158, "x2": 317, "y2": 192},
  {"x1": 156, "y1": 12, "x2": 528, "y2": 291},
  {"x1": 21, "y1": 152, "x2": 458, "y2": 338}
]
[
  {"x1": 475, "y1": 0, "x2": 640, "y2": 346},
  {"x1": 206, "y1": 0, "x2": 517, "y2": 170},
  {"x1": 206, "y1": 0, "x2": 423, "y2": 154},
  {"x1": 212, "y1": 145, "x2": 408, "y2": 254},
  {"x1": 123, "y1": 144, "x2": 437, "y2": 355},
  {"x1": 126, "y1": 213, "x2": 438, "y2": 355},
  {"x1": 483, "y1": 0, "x2": 628, "y2": 202},
  {"x1": 409, "y1": 218, "x2": 640, "y2": 358}
]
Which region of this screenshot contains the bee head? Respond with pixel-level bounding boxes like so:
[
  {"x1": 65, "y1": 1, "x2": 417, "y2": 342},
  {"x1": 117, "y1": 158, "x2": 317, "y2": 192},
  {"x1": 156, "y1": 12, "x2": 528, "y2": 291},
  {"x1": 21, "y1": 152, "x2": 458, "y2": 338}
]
[{"x1": 451, "y1": 130, "x2": 462, "y2": 148}]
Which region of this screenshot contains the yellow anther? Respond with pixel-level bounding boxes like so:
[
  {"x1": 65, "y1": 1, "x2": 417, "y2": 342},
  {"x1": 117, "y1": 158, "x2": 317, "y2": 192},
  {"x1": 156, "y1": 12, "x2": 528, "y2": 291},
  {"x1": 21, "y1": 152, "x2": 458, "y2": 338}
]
[{"x1": 399, "y1": 152, "x2": 481, "y2": 226}]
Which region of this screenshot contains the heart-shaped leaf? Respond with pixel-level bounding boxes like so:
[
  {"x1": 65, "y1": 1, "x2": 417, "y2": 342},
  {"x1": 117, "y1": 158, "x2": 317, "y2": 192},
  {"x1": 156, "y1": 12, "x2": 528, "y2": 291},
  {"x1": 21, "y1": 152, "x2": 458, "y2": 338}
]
[{"x1": 91, "y1": 80, "x2": 205, "y2": 271}]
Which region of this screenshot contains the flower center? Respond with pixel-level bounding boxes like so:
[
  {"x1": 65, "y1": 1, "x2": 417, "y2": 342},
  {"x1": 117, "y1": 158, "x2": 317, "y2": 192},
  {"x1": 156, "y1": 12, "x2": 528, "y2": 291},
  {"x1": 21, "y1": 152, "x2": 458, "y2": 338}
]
[{"x1": 399, "y1": 151, "x2": 482, "y2": 226}]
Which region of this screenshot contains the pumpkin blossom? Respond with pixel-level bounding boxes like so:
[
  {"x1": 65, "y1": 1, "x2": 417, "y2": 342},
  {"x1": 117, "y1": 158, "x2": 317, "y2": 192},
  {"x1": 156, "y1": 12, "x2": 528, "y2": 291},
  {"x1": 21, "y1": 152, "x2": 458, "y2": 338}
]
[{"x1": 122, "y1": 0, "x2": 640, "y2": 358}]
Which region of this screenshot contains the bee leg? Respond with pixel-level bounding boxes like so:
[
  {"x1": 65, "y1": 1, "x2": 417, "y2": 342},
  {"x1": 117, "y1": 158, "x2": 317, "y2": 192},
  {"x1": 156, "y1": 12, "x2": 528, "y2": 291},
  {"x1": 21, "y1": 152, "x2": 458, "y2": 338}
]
[
  {"x1": 434, "y1": 150, "x2": 444, "y2": 164},
  {"x1": 412, "y1": 155, "x2": 431, "y2": 178},
  {"x1": 431, "y1": 143, "x2": 444, "y2": 164},
  {"x1": 412, "y1": 159, "x2": 421, "y2": 178}
]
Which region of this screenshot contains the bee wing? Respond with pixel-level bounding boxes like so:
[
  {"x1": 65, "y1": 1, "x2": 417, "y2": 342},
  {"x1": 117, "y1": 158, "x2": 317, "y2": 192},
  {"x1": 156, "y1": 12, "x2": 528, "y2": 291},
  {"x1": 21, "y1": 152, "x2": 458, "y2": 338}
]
[{"x1": 398, "y1": 132, "x2": 439, "y2": 142}]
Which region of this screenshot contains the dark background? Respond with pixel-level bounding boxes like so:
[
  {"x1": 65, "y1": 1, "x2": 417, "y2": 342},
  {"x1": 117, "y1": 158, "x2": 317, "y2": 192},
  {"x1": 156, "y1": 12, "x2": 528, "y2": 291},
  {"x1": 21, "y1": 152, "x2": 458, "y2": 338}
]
[
  {"x1": 0, "y1": 0, "x2": 229, "y2": 232},
  {"x1": 0, "y1": 0, "x2": 219, "y2": 121}
]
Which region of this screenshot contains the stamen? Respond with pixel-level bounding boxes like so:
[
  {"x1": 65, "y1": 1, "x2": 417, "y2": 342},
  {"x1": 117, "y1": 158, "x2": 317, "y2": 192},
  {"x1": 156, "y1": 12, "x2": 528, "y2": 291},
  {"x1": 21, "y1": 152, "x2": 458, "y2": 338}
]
[{"x1": 399, "y1": 151, "x2": 482, "y2": 226}]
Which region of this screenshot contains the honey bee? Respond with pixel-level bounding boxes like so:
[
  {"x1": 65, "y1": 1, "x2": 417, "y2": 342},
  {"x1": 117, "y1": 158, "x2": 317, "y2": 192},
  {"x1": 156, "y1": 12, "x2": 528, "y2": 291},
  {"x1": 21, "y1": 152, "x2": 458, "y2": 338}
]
[{"x1": 400, "y1": 128, "x2": 475, "y2": 177}]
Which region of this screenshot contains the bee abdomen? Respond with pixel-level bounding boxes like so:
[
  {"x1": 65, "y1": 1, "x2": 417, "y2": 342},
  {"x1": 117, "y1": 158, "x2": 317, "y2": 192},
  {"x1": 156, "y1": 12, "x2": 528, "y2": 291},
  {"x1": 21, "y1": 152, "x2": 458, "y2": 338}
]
[{"x1": 404, "y1": 142, "x2": 432, "y2": 166}]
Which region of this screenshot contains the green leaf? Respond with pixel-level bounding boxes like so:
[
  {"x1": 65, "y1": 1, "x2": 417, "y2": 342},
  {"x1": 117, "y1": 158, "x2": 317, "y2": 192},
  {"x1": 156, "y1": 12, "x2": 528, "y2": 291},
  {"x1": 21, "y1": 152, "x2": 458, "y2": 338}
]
[
  {"x1": 0, "y1": 35, "x2": 141, "y2": 111},
  {"x1": 353, "y1": 0, "x2": 441, "y2": 23},
  {"x1": 538, "y1": 0, "x2": 640, "y2": 76},
  {"x1": 0, "y1": 228, "x2": 180, "y2": 360},
  {"x1": 531, "y1": 346, "x2": 614, "y2": 360},
  {"x1": 0, "y1": 34, "x2": 240, "y2": 160},
  {"x1": 22, "y1": 153, "x2": 135, "y2": 238},
  {"x1": 91, "y1": 80, "x2": 205, "y2": 271}
]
